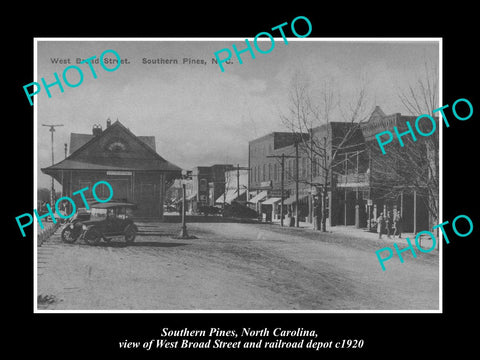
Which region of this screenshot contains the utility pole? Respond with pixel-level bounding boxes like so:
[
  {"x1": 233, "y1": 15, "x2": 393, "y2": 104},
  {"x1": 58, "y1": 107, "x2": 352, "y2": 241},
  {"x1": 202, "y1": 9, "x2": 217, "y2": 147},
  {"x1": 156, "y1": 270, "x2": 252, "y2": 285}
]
[
  {"x1": 62, "y1": 143, "x2": 67, "y2": 198},
  {"x1": 281, "y1": 155, "x2": 285, "y2": 226},
  {"x1": 42, "y1": 124, "x2": 63, "y2": 207},
  {"x1": 223, "y1": 175, "x2": 227, "y2": 216},
  {"x1": 176, "y1": 170, "x2": 195, "y2": 239},
  {"x1": 309, "y1": 128, "x2": 314, "y2": 224},
  {"x1": 231, "y1": 164, "x2": 250, "y2": 203},
  {"x1": 344, "y1": 152, "x2": 348, "y2": 226},
  {"x1": 181, "y1": 182, "x2": 188, "y2": 236},
  {"x1": 267, "y1": 153, "x2": 295, "y2": 227},
  {"x1": 295, "y1": 139, "x2": 299, "y2": 227}
]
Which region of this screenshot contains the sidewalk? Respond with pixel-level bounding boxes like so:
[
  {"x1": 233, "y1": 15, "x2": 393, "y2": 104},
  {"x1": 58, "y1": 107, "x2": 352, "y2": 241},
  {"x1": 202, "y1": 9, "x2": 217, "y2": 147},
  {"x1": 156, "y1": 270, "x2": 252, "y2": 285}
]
[{"x1": 270, "y1": 218, "x2": 435, "y2": 248}]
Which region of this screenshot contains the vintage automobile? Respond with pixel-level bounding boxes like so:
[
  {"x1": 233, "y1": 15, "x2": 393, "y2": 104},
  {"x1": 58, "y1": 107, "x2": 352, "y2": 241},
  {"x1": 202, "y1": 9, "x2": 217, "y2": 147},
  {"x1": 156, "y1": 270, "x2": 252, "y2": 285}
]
[
  {"x1": 60, "y1": 207, "x2": 92, "y2": 243},
  {"x1": 79, "y1": 202, "x2": 138, "y2": 245},
  {"x1": 71, "y1": 202, "x2": 138, "y2": 245},
  {"x1": 197, "y1": 205, "x2": 222, "y2": 216}
]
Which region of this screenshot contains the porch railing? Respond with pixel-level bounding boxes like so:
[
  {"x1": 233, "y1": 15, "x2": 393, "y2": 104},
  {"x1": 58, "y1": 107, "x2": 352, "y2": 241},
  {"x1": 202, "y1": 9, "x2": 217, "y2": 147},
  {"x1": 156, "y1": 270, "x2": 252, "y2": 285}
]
[{"x1": 336, "y1": 173, "x2": 369, "y2": 187}]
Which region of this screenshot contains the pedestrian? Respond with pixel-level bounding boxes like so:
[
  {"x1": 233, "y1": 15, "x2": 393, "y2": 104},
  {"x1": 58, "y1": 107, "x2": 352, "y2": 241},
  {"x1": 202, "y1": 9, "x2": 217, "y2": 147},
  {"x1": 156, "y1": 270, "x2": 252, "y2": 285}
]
[
  {"x1": 288, "y1": 207, "x2": 294, "y2": 227},
  {"x1": 385, "y1": 211, "x2": 392, "y2": 239},
  {"x1": 377, "y1": 212, "x2": 385, "y2": 239},
  {"x1": 393, "y1": 211, "x2": 402, "y2": 239}
]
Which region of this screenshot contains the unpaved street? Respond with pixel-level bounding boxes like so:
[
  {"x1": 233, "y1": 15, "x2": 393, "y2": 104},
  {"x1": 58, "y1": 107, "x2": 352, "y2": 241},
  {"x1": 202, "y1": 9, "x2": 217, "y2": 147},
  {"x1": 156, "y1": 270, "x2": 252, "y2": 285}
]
[{"x1": 37, "y1": 221, "x2": 439, "y2": 311}]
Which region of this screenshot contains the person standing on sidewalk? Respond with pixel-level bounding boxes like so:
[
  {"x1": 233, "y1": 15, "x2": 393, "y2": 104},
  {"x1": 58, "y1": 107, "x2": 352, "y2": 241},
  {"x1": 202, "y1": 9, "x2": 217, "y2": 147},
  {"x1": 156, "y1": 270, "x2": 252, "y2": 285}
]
[
  {"x1": 385, "y1": 211, "x2": 392, "y2": 239},
  {"x1": 393, "y1": 211, "x2": 403, "y2": 239},
  {"x1": 377, "y1": 212, "x2": 385, "y2": 239}
]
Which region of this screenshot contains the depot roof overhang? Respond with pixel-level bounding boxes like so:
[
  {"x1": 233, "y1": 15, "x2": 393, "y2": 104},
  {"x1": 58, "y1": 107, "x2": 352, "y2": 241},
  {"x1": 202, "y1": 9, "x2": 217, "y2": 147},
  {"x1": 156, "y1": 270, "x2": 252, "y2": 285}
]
[{"x1": 42, "y1": 158, "x2": 182, "y2": 182}]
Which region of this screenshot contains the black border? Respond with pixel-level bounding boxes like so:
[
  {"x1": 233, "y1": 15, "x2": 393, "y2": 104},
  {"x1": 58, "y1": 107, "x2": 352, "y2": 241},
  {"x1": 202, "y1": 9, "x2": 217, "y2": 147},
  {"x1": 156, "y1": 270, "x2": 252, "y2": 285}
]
[{"x1": 8, "y1": 6, "x2": 478, "y2": 357}]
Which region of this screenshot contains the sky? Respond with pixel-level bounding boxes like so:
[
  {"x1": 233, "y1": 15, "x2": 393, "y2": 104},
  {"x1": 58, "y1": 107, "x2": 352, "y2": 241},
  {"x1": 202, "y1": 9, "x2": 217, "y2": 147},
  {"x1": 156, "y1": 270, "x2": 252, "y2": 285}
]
[{"x1": 35, "y1": 39, "x2": 439, "y2": 189}]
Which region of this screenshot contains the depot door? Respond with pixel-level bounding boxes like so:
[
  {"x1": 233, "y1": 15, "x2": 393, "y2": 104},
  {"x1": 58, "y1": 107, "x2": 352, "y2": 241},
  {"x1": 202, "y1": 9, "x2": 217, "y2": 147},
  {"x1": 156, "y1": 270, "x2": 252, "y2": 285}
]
[{"x1": 102, "y1": 179, "x2": 131, "y2": 202}]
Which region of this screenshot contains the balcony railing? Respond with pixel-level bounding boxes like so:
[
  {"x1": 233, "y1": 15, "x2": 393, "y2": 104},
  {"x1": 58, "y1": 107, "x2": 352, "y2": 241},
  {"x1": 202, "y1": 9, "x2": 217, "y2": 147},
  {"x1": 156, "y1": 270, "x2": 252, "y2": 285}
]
[{"x1": 336, "y1": 173, "x2": 369, "y2": 187}]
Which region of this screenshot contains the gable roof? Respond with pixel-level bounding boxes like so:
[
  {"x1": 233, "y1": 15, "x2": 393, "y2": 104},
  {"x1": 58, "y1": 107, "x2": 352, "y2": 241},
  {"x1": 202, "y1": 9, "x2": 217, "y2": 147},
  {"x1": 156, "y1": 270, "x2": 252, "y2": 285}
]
[
  {"x1": 70, "y1": 133, "x2": 95, "y2": 154},
  {"x1": 70, "y1": 133, "x2": 156, "y2": 154},
  {"x1": 42, "y1": 120, "x2": 181, "y2": 176}
]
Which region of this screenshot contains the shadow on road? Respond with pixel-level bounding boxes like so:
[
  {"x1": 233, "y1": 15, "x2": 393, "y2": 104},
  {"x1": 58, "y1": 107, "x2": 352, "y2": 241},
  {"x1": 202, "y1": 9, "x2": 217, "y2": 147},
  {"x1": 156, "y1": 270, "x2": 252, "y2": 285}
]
[
  {"x1": 138, "y1": 233, "x2": 177, "y2": 237},
  {"x1": 139, "y1": 215, "x2": 259, "y2": 224},
  {"x1": 95, "y1": 241, "x2": 191, "y2": 248}
]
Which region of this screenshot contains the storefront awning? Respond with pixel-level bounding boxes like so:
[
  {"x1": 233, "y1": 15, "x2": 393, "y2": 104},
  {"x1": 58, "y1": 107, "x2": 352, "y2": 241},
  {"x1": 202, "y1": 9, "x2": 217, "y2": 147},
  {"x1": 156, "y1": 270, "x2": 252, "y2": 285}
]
[
  {"x1": 215, "y1": 188, "x2": 247, "y2": 204},
  {"x1": 247, "y1": 190, "x2": 268, "y2": 204},
  {"x1": 261, "y1": 197, "x2": 282, "y2": 205},
  {"x1": 283, "y1": 194, "x2": 308, "y2": 205},
  {"x1": 186, "y1": 192, "x2": 197, "y2": 201}
]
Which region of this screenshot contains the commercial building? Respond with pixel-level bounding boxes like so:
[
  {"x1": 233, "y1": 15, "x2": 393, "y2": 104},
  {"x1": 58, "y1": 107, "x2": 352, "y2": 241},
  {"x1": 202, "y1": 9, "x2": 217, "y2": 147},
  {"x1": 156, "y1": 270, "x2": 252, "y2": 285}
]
[
  {"x1": 248, "y1": 123, "x2": 364, "y2": 225},
  {"x1": 215, "y1": 168, "x2": 249, "y2": 205},
  {"x1": 248, "y1": 132, "x2": 299, "y2": 221},
  {"x1": 187, "y1": 164, "x2": 233, "y2": 211},
  {"x1": 360, "y1": 106, "x2": 432, "y2": 233},
  {"x1": 247, "y1": 106, "x2": 436, "y2": 233}
]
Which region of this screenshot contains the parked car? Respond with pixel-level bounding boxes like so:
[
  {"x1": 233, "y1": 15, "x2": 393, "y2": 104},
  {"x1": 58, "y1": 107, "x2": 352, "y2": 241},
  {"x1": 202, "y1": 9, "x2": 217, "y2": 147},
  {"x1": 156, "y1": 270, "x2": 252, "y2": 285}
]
[
  {"x1": 222, "y1": 202, "x2": 258, "y2": 218},
  {"x1": 78, "y1": 202, "x2": 138, "y2": 245},
  {"x1": 197, "y1": 205, "x2": 222, "y2": 216},
  {"x1": 60, "y1": 207, "x2": 91, "y2": 243},
  {"x1": 163, "y1": 204, "x2": 177, "y2": 213}
]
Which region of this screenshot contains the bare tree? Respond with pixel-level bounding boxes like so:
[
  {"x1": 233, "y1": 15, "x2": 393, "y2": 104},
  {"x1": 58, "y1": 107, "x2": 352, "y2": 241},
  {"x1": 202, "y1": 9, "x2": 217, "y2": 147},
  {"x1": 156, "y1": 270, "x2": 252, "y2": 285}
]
[
  {"x1": 394, "y1": 60, "x2": 439, "y2": 226},
  {"x1": 280, "y1": 71, "x2": 372, "y2": 231}
]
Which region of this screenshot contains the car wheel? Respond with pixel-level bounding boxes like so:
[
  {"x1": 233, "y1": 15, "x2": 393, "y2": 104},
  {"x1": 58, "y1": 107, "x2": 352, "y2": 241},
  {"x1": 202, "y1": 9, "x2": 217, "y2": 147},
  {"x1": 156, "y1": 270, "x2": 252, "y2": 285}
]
[
  {"x1": 125, "y1": 225, "x2": 137, "y2": 244},
  {"x1": 84, "y1": 228, "x2": 101, "y2": 245},
  {"x1": 61, "y1": 227, "x2": 78, "y2": 243}
]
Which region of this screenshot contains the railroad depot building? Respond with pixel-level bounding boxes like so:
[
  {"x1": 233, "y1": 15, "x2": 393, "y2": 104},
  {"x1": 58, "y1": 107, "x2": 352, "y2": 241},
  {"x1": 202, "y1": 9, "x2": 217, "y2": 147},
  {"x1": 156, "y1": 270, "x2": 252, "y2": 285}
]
[{"x1": 41, "y1": 119, "x2": 182, "y2": 219}]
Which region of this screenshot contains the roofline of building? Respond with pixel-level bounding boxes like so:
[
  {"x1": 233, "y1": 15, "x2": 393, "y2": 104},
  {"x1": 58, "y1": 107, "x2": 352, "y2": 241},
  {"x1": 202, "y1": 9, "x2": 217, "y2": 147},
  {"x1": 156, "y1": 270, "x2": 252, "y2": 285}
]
[{"x1": 248, "y1": 131, "x2": 304, "y2": 145}]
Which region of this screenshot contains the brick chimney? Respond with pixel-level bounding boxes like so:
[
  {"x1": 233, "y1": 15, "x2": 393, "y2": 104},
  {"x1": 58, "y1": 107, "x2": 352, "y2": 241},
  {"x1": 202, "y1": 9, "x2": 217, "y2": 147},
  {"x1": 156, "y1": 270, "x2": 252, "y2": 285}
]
[
  {"x1": 92, "y1": 124, "x2": 102, "y2": 136},
  {"x1": 106, "y1": 118, "x2": 111, "y2": 128}
]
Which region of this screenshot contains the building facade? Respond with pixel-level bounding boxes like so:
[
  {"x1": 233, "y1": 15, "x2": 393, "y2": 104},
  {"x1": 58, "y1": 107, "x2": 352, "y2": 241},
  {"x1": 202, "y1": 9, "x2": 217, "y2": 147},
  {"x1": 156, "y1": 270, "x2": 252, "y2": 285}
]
[
  {"x1": 42, "y1": 120, "x2": 182, "y2": 219},
  {"x1": 215, "y1": 168, "x2": 249, "y2": 205},
  {"x1": 248, "y1": 123, "x2": 365, "y2": 225},
  {"x1": 248, "y1": 132, "x2": 300, "y2": 221},
  {"x1": 361, "y1": 106, "x2": 431, "y2": 233},
  {"x1": 190, "y1": 164, "x2": 233, "y2": 210},
  {"x1": 247, "y1": 106, "x2": 436, "y2": 233}
]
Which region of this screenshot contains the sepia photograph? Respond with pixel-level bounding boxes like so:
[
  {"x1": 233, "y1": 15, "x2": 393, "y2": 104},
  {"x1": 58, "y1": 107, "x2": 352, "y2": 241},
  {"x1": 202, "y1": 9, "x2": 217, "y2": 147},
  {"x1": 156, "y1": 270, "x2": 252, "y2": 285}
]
[{"x1": 34, "y1": 38, "x2": 441, "y2": 312}]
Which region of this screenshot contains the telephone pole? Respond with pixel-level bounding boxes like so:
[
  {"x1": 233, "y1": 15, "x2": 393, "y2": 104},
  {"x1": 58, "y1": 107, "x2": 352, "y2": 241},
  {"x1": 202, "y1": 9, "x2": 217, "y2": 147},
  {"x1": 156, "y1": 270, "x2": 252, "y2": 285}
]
[
  {"x1": 231, "y1": 164, "x2": 250, "y2": 202},
  {"x1": 267, "y1": 153, "x2": 296, "y2": 227},
  {"x1": 42, "y1": 124, "x2": 63, "y2": 207},
  {"x1": 174, "y1": 170, "x2": 196, "y2": 239},
  {"x1": 294, "y1": 139, "x2": 299, "y2": 227}
]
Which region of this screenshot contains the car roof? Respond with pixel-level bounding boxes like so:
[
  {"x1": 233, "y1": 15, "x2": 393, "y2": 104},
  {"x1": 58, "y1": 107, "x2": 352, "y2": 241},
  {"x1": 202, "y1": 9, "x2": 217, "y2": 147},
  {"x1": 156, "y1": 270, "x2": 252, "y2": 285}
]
[{"x1": 90, "y1": 201, "x2": 137, "y2": 209}]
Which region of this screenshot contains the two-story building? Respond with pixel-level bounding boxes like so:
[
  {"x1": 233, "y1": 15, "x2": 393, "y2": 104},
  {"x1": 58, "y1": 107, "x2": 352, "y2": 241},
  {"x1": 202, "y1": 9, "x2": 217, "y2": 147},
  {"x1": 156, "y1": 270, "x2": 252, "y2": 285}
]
[
  {"x1": 188, "y1": 164, "x2": 233, "y2": 211},
  {"x1": 247, "y1": 106, "x2": 436, "y2": 233},
  {"x1": 361, "y1": 106, "x2": 431, "y2": 233},
  {"x1": 247, "y1": 124, "x2": 364, "y2": 225}
]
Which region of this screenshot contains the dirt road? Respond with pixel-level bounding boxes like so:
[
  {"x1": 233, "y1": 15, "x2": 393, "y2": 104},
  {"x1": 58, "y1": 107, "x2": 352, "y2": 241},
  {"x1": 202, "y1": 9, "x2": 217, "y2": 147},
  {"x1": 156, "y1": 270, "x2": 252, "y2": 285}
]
[{"x1": 37, "y1": 221, "x2": 439, "y2": 311}]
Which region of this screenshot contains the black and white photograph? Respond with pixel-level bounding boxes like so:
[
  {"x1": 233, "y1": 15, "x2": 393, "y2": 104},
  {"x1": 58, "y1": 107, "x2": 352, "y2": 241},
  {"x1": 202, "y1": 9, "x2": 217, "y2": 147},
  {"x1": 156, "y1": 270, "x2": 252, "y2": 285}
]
[
  {"x1": 34, "y1": 39, "x2": 440, "y2": 312},
  {"x1": 8, "y1": 7, "x2": 479, "y2": 357}
]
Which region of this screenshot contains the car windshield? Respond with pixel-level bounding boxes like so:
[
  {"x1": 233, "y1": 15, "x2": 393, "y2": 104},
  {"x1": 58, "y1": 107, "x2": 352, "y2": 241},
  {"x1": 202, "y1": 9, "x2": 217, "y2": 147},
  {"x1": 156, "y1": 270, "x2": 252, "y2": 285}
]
[
  {"x1": 90, "y1": 208, "x2": 108, "y2": 220},
  {"x1": 117, "y1": 207, "x2": 133, "y2": 219}
]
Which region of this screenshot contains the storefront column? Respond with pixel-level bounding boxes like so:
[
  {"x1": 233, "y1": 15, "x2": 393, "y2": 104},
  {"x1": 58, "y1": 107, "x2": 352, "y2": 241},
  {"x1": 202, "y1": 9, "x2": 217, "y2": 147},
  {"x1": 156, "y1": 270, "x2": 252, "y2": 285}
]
[
  {"x1": 400, "y1": 190, "x2": 404, "y2": 217},
  {"x1": 413, "y1": 189, "x2": 417, "y2": 234}
]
